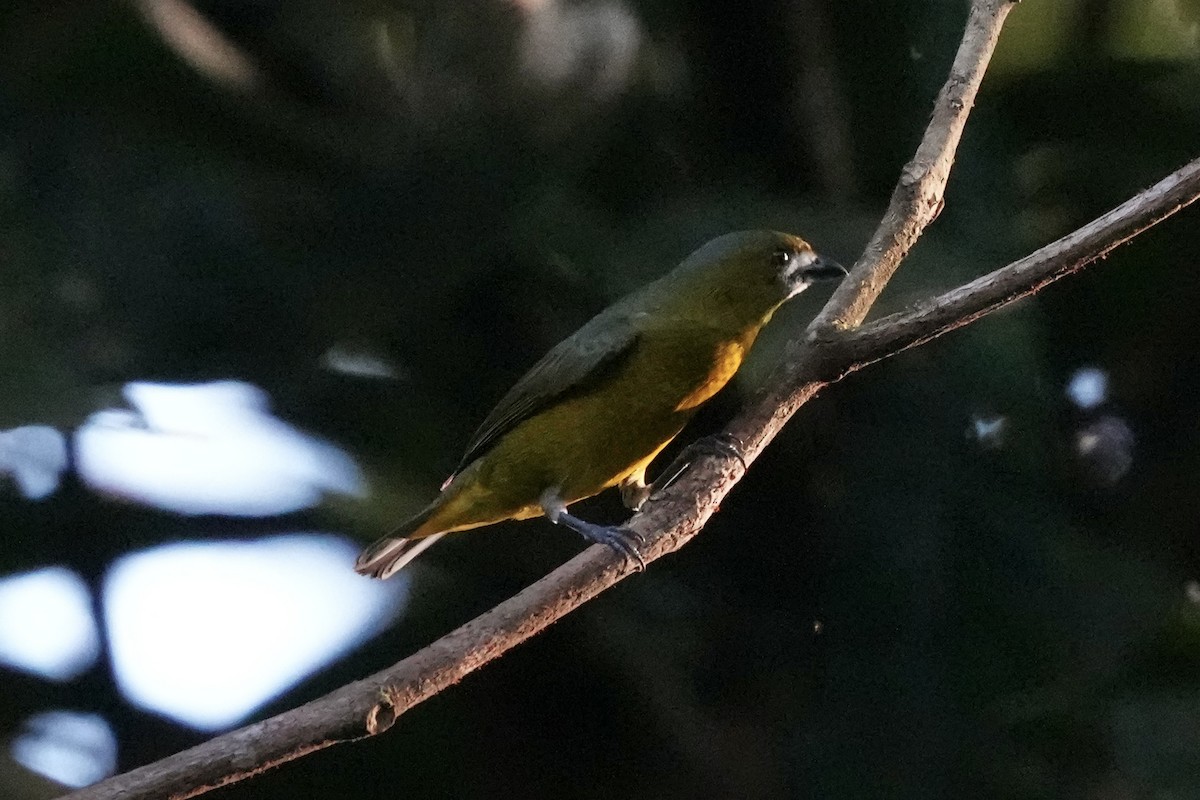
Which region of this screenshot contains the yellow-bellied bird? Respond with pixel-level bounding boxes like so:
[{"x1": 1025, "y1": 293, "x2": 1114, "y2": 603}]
[{"x1": 356, "y1": 230, "x2": 845, "y2": 578}]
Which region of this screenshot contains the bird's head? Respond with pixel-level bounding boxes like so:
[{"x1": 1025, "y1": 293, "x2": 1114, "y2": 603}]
[
  {"x1": 762, "y1": 231, "x2": 847, "y2": 299},
  {"x1": 665, "y1": 230, "x2": 846, "y2": 325}
]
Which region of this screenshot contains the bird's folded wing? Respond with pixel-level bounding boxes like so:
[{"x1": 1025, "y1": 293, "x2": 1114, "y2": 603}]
[{"x1": 454, "y1": 312, "x2": 641, "y2": 473}]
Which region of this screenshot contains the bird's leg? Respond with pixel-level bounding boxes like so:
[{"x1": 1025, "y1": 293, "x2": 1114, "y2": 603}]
[
  {"x1": 619, "y1": 468, "x2": 651, "y2": 511},
  {"x1": 539, "y1": 488, "x2": 646, "y2": 571},
  {"x1": 648, "y1": 432, "x2": 747, "y2": 499}
]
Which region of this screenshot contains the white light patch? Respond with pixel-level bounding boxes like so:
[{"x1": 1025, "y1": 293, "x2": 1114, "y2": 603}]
[
  {"x1": 75, "y1": 380, "x2": 364, "y2": 517},
  {"x1": 1074, "y1": 415, "x2": 1135, "y2": 485},
  {"x1": 968, "y1": 413, "x2": 1008, "y2": 449},
  {"x1": 1066, "y1": 367, "x2": 1108, "y2": 410},
  {"x1": 11, "y1": 711, "x2": 117, "y2": 788},
  {"x1": 103, "y1": 535, "x2": 408, "y2": 730},
  {"x1": 0, "y1": 425, "x2": 68, "y2": 500},
  {"x1": 519, "y1": 0, "x2": 641, "y2": 97},
  {"x1": 320, "y1": 343, "x2": 403, "y2": 380},
  {"x1": 0, "y1": 567, "x2": 100, "y2": 681}
]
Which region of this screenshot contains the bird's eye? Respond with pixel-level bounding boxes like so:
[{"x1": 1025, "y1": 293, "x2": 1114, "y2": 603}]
[{"x1": 770, "y1": 249, "x2": 793, "y2": 268}]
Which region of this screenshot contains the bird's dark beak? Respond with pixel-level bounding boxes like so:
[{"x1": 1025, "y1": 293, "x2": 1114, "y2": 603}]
[{"x1": 804, "y1": 254, "x2": 848, "y2": 280}]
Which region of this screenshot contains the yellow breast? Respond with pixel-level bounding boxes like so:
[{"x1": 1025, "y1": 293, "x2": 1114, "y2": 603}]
[{"x1": 674, "y1": 338, "x2": 748, "y2": 411}]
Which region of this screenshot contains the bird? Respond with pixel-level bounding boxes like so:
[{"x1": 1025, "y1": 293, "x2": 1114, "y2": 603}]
[{"x1": 355, "y1": 230, "x2": 846, "y2": 579}]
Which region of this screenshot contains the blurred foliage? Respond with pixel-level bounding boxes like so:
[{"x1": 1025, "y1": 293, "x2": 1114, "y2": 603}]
[{"x1": 1, "y1": 0, "x2": 1200, "y2": 798}]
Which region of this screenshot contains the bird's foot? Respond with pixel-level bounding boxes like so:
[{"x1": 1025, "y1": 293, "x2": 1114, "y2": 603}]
[
  {"x1": 688, "y1": 432, "x2": 748, "y2": 468},
  {"x1": 564, "y1": 513, "x2": 647, "y2": 571},
  {"x1": 619, "y1": 476, "x2": 652, "y2": 512},
  {"x1": 650, "y1": 432, "x2": 747, "y2": 497},
  {"x1": 541, "y1": 489, "x2": 647, "y2": 570}
]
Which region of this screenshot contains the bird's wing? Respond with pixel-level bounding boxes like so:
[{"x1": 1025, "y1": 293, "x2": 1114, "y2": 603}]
[{"x1": 453, "y1": 311, "x2": 641, "y2": 473}]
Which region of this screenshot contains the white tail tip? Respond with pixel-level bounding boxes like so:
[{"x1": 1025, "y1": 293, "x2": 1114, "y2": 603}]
[{"x1": 354, "y1": 532, "x2": 447, "y2": 579}]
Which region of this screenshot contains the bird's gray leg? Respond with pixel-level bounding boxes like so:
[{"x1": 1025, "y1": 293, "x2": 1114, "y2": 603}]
[
  {"x1": 619, "y1": 470, "x2": 651, "y2": 511},
  {"x1": 539, "y1": 488, "x2": 646, "y2": 571}
]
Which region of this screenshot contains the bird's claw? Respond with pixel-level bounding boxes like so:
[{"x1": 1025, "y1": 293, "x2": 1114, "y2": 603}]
[
  {"x1": 577, "y1": 523, "x2": 646, "y2": 572},
  {"x1": 691, "y1": 432, "x2": 747, "y2": 471},
  {"x1": 543, "y1": 495, "x2": 647, "y2": 571},
  {"x1": 650, "y1": 432, "x2": 747, "y2": 498}
]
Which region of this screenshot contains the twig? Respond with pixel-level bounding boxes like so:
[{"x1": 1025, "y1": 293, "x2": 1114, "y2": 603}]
[
  {"x1": 834, "y1": 157, "x2": 1200, "y2": 368},
  {"x1": 812, "y1": 0, "x2": 1016, "y2": 333},
  {"x1": 700, "y1": 0, "x2": 1020, "y2": 472},
  {"x1": 67, "y1": 3, "x2": 1200, "y2": 800}
]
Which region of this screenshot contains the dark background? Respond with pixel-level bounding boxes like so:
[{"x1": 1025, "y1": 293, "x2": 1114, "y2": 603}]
[{"x1": 3, "y1": 0, "x2": 1200, "y2": 797}]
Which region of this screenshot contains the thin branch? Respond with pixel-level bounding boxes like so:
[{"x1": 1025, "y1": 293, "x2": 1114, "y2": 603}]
[
  {"x1": 834, "y1": 157, "x2": 1200, "y2": 368},
  {"x1": 705, "y1": 0, "x2": 1018, "y2": 471},
  {"x1": 812, "y1": 0, "x2": 1017, "y2": 333},
  {"x1": 66, "y1": 4, "x2": 1200, "y2": 800}
]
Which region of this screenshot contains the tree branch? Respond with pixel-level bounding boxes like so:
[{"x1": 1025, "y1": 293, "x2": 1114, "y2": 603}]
[
  {"x1": 833, "y1": 157, "x2": 1200, "y2": 368},
  {"x1": 66, "y1": 2, "x2": 1200, "y2": 799},
  {"x1": 811, "y1": 0, "x2": 1017, "y2": 333}
]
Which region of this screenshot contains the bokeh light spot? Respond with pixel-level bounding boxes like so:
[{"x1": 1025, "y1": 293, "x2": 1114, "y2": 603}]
[
  {"x1": 1066, "y1": 366, "x2": 1109, "y2": 410},
  {"x1": 0, "y1": 567, "x2": 100, "y2": 681},
  {"x1": 103, "y1": 534, "x2": 407, "y2": 730},
  {"x1": 0, "y1": 425, "x2": 68, "y2": 500},
  {"x1": 75, "y1": 380, "x2": 364, "y2": 517},
  {"x1": 968, "y1": 413, "x2": 1008, "y2": 449},
  {"x1": 1075, "y1": 415, "x2": 1135, "y2": 485},
  {"x1": 11, "y1": 711, "x2": 117, "y2": 788}
]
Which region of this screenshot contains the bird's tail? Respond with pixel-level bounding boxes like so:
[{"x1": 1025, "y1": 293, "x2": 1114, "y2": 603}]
[{"x1": 355, "y1": 505, "x2": 445, "y2": 580}]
